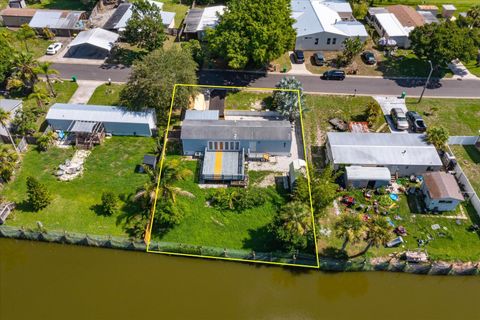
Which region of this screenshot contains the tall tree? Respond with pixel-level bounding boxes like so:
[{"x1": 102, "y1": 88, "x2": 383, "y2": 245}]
[
  {"x1": 409, "y1": 21, "x2": 477, "y2": 68},
  {"x1": 338, "y1": 37, "x2": 364, "y2": 66},
  {"x1": 310, "y1": 166, "x2": 340, "y2": 215},
  {"x1": 123, "y1": 0, "x2": 166, "y2": 51},
  {"x1": 26, "y1": 176, "x2": 52, "y2": 211},
  {"x1": 0, "y1": 109, "x2": 19, "y2": 154},
  {"x1": 28, "y1": 84, "x2": 50, "y2": 109},
  {"x1": 0, "y1": 31, "x2": 15, "y2": 84},
  {"x1": 425, "y1": 126, "x2": 449, "y2": 151},
  {"x1": 8, "y1": 51, "x2": 39, "y2": 94},
  {"x1": 351, "y1": 216, "x2": 392, "y2": 257},
  {"x1": 119, "y1": 47, "x2": 198, "y2": 126},
  {"x1": 272, "y1": 77, "x2": 306, "y2": 122},
  {"x1": 34, "y1": 62, "x2": 59, "y2": 97},
  {"x1": 16, "y1": 24, "x2": 36, "y2": 53},
  {"x1": 0, "y1": 145, "x2": 19, "y2": 182},
  {"x1": 334, "y1": 214, "x2": 366, "y2": 251},
  {"x1": 206, "y1": 0, "x2": 296, "y2": 69}
]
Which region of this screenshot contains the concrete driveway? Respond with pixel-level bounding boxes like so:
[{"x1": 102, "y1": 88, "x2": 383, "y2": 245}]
[
  {"x1": 374, "y1": 96, "x2": 409, "y2": 133},
  {"x1": 287, "y1": 52, "x2": 313, "y2": 75},
  {"x1": 39, "y1": 38, "x2": 107, "y2": 66}
]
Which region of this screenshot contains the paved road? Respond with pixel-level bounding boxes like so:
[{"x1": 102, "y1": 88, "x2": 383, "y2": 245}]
[{"x1": 53, "y1": 63, "x2": 480, "y2": 98}]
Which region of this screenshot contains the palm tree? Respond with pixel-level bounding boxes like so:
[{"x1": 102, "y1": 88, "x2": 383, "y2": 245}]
[
  {"x1": 0, "y1": 109, "x2": 19, "y2": 154},
  {"x1": 426, "y1": 126, "x2": 449, "y2": 151},
  {"x1": 334, "y1": 213, "x2": 366, "y2": 251},
  {"x1": 351, "y1": 216, "x2": 393, "y2": 258},
  {"x1": 34, "y1": 62, "x2": 59, "y2": 97},
  {"x1": 8, "y1": 51, "x2": 39, "y2": 93},
  {"x1": 278, "y1": 201, "x2": 312, "y2": 237},
  {"x1": 0, "y1": 145, "x2": 19, "y2": 182},
  {"x1": 16, "y1": 24, "x2": 36, "y2": 53},
  {"x1": 28, "y1": 85, "x2": 50, "y2": 109}
]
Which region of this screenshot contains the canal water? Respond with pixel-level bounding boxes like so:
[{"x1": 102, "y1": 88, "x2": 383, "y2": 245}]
[{"x1": 1, "y1": 238, "x2": 479, "y2": 320}]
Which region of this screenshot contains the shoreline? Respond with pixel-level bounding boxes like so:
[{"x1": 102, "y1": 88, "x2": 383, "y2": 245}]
[{"x1": 1, "y1": 225, "x2": 478, "y2": 275}]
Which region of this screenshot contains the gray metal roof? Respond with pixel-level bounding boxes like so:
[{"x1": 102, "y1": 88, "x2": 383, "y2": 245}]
[
  {"x1": 46, "y1": 103, "x2": 156, "y2": 128},
  {"x1": 184, "y1": 110, "x2": 219, "y2": 120},
  {"x1": 107, "y1": 2, "x2": 175, "y2": 30},
  {"x1": 184, "y1": 8, "x2": 203, "y2": 33},
  {"x1": 181, "y1": 120, "x2": 292, "y2": 141},
  {"x1": 103, "y1": 3, "x2": 131, "y2": 30},
  {"x1": 29, "y1": 10, "x2": 85, "y2": 30},
  {"x1": 202, "y1": 150, "x2": 244, "y2": 180},
  {"x1": 345, "y1": 166, "x2": 391, "y2": 181},
  {"x1": 0, "y1": 99, "x2": 22, "y2": 113},
  {"x1": 327, "y1": 132, "x2": 443, "y2": 167},
  {"x1": 68, "y1": 28, "x2": 119, "y2": 51},
  {"x1": 70, "y1": 120, "x2": 97, "y2": 133}
]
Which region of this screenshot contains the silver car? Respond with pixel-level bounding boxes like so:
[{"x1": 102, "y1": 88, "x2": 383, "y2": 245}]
[{"x1": 390, "y1": 108, "x2": 409, "y2": 131}]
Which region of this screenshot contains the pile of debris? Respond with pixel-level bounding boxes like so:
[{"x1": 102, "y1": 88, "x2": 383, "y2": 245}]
[{"x1": 54, "y1": 150, "x2": 91, "y2": 181}]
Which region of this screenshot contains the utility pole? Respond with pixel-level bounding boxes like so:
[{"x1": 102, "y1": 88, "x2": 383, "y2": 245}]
[{"x1": 418, "y1": 60, "x2": 433, "y2": 103}]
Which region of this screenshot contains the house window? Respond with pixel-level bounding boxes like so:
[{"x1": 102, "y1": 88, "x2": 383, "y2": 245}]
[
  {"x1": 439, "y1": 200, "x2": 453, "y2": 204},
  {"x1": 332, "y1": 38, "x2": 337, "y2": 45},
  {"x1": 235, "y1": 141, "x2": 240, "y2": 150},
  {"x1": 208, "y1": 141, "x2": 213, "y2": 150},
  {"x1": 304, "y1": 36, "x2": 312, "y2": 39},
  {"x1": 219, "y1": 142, "x2": 224, "y2": 150},
  {"x1": 214, "y1": 142, "x2": 218, "y2": 150},
  {"x1": 225, "y1": 142, "x2": 229, "y2": 150},
  {"x1": 327, "y1": 38, "x2": 331, "y2": 45},
  {"x1": 230, "y1": 141, "x2": 235, "y2": 150},
  {"x1": 314, "y1": 38, "x2": 319, "y2": 45}
]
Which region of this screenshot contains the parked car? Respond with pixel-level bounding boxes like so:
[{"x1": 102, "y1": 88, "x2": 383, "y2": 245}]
[
  {"x1": 322, "y1": 69, "x2": 345, "y2": 80},
  {"x1": 390, "y1": 108, "x2": 409, "y2": 131},
  {"x1": 46, "y1": 42, "x2": 63, "y2": 55},
  {"x1": 361, "y1": 51, "x2": 376, "y2": 65},
  {"x1": 313, "y1": 52, "x2": 325, "y2": 66},
  {"x1": 293, "y1": 50, "x2": 305, "y2": 64},
  {"x1": 406, "y1": 111, "x2": 427, "y2": 133}
]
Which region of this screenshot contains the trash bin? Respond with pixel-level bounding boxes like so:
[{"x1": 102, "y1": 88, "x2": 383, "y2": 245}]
[
  {"x1": 400, "y1": 91, "x2": 406, "y2": 98},
  {"x1": 71, "y1": 75, "x2": 77, "y2": 82},
  {"x1": 282, "y1": 65, "x2": 287, "y2": 73}
]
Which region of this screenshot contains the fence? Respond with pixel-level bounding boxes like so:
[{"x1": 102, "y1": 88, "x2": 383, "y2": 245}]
[
  {"x1": 0, "y1": 225, "x2": 317, "y2": 266},
  {"x1": 451, "y1": 162, "x2": 480, "y2": 217},
  {"x1": 448, "y1": 136, "x2": 479, "y2": 145}
]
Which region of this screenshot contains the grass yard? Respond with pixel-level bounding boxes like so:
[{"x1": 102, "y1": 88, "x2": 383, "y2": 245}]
[
  {"x1": 3, "y1": 137, "x2": 156, "y2": 237},
  {"x1": 373, "y1": 0, "x2": 478, "y2": 13},
  {"x1": 406, "y1": 98, "x2": 480, "y2": 136},
  {"x1": 463, "y1": 60, "x2": 480, "y2": 78},
  {"x1": 270, "y1": 52, "x2": 292, "y2": 73},
  {"x1": 318, "y1": 189, "x2": 480, "y2": 262},
  {"x1": 28, "y1": 0, "x2": 88, "y2": 10},
  {"x1": 161, "y1": 0, "x2": 189, "y2": 29},
  {"x1": 0, "y1": 0, "x2": 7, "y2": 9},
  {"x1": 152, "y1": 157, "x2": 291, "y2": 252},
  {"x1": 224, "y1": 91, "x2": 272, "y2": 110},
  {"x1": 88, "y1": 84, "x2": 125, "y2": 105},
  {"x1": 450, "y1": 145, "x2": 480, "y2": 196},
  {"x1": 1, "y1": 28, "x2": 53, "y2": 59}
]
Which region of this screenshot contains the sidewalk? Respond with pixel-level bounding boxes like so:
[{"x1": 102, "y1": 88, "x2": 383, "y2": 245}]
[
  {"x1": 448, "y1": 59, "x2": 479, "y2": 81},
  {"x1": 68, "y1": 80, "x2": 105, "y2": 104}
]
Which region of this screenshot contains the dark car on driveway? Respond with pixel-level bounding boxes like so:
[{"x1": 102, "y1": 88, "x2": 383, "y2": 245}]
[
  {"x1": 406, "y1": 111, "x2": 427, "y2": 133},
  {"x1": 322, "y1": 69, "x2": 345, "y2": 80},
  {"x1": 293, "y1": 50, "x2": 305, "y2": 64},
  {"x1": 313, "y1": 52, "x2": 325, "y2": 66},
  {"x1": 361, "y1": 51, "x2": 376, "y2": 65}
]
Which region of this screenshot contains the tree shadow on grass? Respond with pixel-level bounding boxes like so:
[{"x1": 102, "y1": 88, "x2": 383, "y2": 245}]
[
  {"x1": 14, "y1": 200, "x2": 35, "y2": 213},
  {"x1": 105, "y1": 46, "x2": 147, "y2": 67},
  {"x1": 463, "y1": 145, "x2": 480, "y2": 164},
  {"x1": 242, "y1": 225, "x2": 278, "y2": 252},
  {"x1": 464, "y1": 201, "x2": 480, "y2": 240}
]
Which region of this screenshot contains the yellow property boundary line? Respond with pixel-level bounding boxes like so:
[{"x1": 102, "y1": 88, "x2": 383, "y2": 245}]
[{"x1": 145, "y1": 84, "x2": 320, "y2": 269}]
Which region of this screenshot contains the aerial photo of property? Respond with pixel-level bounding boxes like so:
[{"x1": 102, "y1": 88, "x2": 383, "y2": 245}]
[{"x1": 0, "y1": 0, "x2": 479, "y2": 319}]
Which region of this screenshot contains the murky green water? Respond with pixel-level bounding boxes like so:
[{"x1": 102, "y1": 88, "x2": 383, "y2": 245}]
[{"x1": 1, "y1": 238, "x2": 478, "y2": 320}]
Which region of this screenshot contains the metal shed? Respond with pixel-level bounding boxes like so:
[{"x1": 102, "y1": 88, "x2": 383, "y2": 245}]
[
  {"x1": 201, "y1": 148, "x2": 245, "y2": 181},
  {"x1": 421, "y1": 172, "x2": 463, "y2": 212},
  {"x1": 0, "y1": 99, "x2": 22, "y2": 141},
  {"x1": 46, "y1": 103, "x2": 156, "y2": 137},
  {"x1": 0, "y1": 7, "x2": 36, "y2": 27},
  {"x1": 344, "y1": 166, "x2": 391, "y2": 189},
  {"x1": 326, "y1": 132, "x2": 443, "y2": 177}
]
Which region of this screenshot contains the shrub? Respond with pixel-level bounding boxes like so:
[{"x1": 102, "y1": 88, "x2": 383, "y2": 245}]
[
  {"x1": 26, "y1": 176, "x2": 52, "y2": 211},
  {"x1": 101, "y1": 192, "x2": 118, "y2": 216},
  {"x1": 365, "y1": 101, "x2": 382, "y2": 127},
  {"x1": 209, "y1": 187, "x2": 267, "y2": 212}
]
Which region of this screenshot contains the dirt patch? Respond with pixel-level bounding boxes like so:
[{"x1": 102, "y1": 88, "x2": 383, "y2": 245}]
[{"x1": 254, "y1": 173, "x2": 276, "y2": 187}]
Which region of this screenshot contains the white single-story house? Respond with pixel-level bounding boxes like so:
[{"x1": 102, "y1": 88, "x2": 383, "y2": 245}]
[
  {"x1": 421, "y1": 172, "x2": 463, "y2": 212},
  {"x1": 182, "y1": 5, "x2": 226, "y2": 40},
  {"x1": 368, "y1": 12, "x2": 411, "y2": 48},
  {"x1": 291, "y1": 0, "x2": 368, "y2": 51},
  {"x1": 344, "y1": 166, "x2": 391, "y2": 189},
  {"x1": 28, "y1": 9, "x2": 87, "y2": 37},
  {"x1": 103, "y1": 1, "x2": 176, "y2": 33},
  {"x1": 326, "y1": 132, "x2": 443, "y2": 177},
  {"x1": 46, "y1": 103, "x2": 156, "y2": 137},
  {"x1": 0, "y1": 99, "x2": 22, "y2": 143},
  {"x1": 0, "y1": 7, "x2": 36, "y2": 27},
  {"x1": 66, "y1": 28, "x2": 119, "y2": 59}
]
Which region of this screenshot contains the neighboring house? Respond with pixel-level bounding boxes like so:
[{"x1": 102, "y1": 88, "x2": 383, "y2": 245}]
[
  {"x1": 291, "y1": 0, "x2": 368, "y2": 51},
  {"x1": 421, "y1": 172, "x2": 463, "y2": 212},
  {"x1": 66, "y1": 28, "x2": 119, "y2": 59},
  {"x1": 0, "y1": 8, "x2": 37, "y2": 27},
  {"x1": 28, "y1": 10, "x2": 87, "y2": 37},
  {"x1": 46, "y1": 103, "x2": 156, "y2": 137},
  {"x1": 8, "y1": 0, "x2": 27, "y2": 9},
  {"x1": 182, "y1": 5, "x2": 226, "y2": 40},
  {"x1": 326, "y1": 132, "x2": 443, "y2": 176},
  {"x1": 387, "y1": 5, "x2": 425, "y2": 29},
  {"x1": 0, "y1": 99, "x2": 22, "y2": 143},
  {"x1": 416, "y1": 5, "x2": 439, "y2": 16},
  {"x1": 289, "y1": 159, "x2": 307, "y2": 190},
  {"x1": 103, "y1": 2, "x2": 176, "y2": 34},
  {"x1": 344, "y1": 166, "x2": 391, "y2": 189}
]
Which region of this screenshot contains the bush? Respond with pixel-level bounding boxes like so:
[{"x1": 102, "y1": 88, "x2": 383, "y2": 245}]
[
  {"x1": 181, "y1": 39, "x2": 205, "y2": 66},
  {"x1": 365, "y1": 101, "x2": 382, "y2": 127},
  {"x1": 101, "y1": 192, "x2": 118, "y2": 216},
  {"x1": 209, "y1": 187, "x2": 267, "y2": 212},
  {"x1": 26, "y1": 176, "x2": 52, "y2": 211}
]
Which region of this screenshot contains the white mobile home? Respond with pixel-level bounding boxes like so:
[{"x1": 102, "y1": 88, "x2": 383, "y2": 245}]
[{"x1": 421, "y1": 172, "x2": 463, "y2": 212}]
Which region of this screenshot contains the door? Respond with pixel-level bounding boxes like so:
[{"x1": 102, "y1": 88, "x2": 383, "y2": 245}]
[{"x1": 367, "y1": 180, "x2": 376, "y2": 189}]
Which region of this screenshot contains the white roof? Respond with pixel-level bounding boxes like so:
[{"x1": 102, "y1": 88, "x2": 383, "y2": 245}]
[
  {"x1": 198, "y1": 5, "x2": 225, "y2": 31},
  {"x1": 345, "y1": 166, "x2": 391, "y2": 181},
  {"x1": 115, "y1": 2, "x2": 175, "y2": 30},
  {"x1": 442, "y1": 4, "x2": 456, "y2": 11},
  {"x1": 374, "y1": 13, "x2": 410, "y2": 37},
  {"x1": 68, "y1": 28, "x2": 119, "y2": 51},
  {"x1": 327, "y1": 132, "x2": 443, "y2": 167},
  {"x1": 291, "y1": 0, "x2": 366, "y2": 37},
  {"x1": 46, "y1": 103, "x2": 156, "y2": 129}
]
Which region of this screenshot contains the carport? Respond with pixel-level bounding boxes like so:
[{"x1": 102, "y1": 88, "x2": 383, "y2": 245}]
[{"x1": 66, "y1": 28, "x2": 119, "y2": 59}]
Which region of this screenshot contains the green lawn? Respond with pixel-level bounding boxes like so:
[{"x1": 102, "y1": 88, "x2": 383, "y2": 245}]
[
  {"x1": 28, "y1": 0, "x2": 88, "y2": 10},
  {"x1": 319, "y1": 189, "x2": 480, "y2": 262},
  {"x1": 224, "y1": 91, "x2": 272, "y2": 110},
  {"x1": 3, "y1": 137, "x2": 156, "y2": 237},
  {"x1": 270, "y1": 52, "x2": 292, "y2": 73},
  {"x1": 152, "y1": 158, "x2": 289, "y2": 252},
  {"x1": 406, "y1": 98, "x2": 480, "y2": 136},
  {"x1": 373, "y1": 1, "x2": 477, "y2": 13},
  {"x1": 158, "y1": 0, "x2": 189, "y2": 28},
  {"x1": 450, "y1": 145, "x2": 480, "y2": 196},
  {"x1": 88, "y1": 84, "x2": 125, "y2": 105},
  {"x1": 0, "y1": 28, "x2": 53, "y2": 59},
  {"x1": 463, "y1": 59, "x2": 480, "y2": 78},
  {"x1": 0, "y1": 0, "x2": 7, "y2": 9}
]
